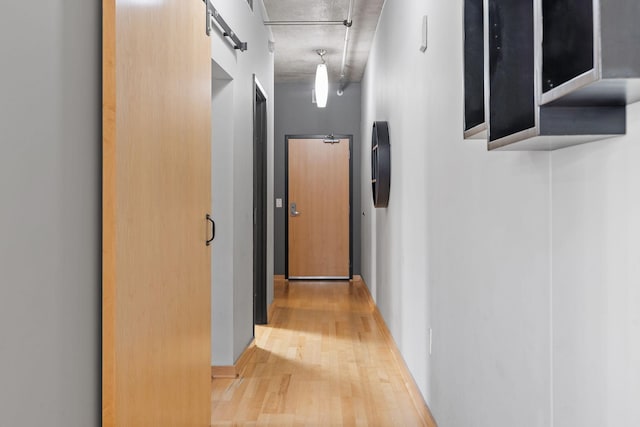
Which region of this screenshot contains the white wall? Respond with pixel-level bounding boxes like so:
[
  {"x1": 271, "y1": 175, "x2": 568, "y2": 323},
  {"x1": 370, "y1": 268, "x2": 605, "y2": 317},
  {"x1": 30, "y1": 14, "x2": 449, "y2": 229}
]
[
  {"x1": 209, "y1": 0, "x2": 275, "y2": 364},
  {"x1": 361, "y1": 0, "x2": 551, "y2": 425},
  {"x1": 362, "y1": 1, "x2": 640, "y2": 426},
  {"x1": 0, "y1": 2, "x2": 100, "y2": 425},
  {"x1": 551, "y1": 103, "x2": 640, "y2": 427}
]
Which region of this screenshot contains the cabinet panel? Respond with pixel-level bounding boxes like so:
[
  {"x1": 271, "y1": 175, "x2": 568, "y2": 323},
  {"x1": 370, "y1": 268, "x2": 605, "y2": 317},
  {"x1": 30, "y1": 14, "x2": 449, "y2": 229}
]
[
  {"x1": 486, "y1": 0, "x2": 625, "y2": 150},
  {"x1": 487, "y1": 0, "x2": 536, "y2": 143},
  {"x1": 541, "y1": 0, "x2": 640, "y2": 106},
  {"x1": 464, "y1": 0, "x2": 486, "y2": 138},
  {"x1": 542, "y1": 0, "x2": 594, "y2": 94}
]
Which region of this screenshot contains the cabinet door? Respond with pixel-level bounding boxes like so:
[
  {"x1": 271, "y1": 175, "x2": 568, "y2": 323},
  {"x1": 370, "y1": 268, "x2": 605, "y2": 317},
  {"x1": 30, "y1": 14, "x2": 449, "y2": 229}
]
[
  {"x1": 103, "y1": 0, "x2": 212, "y2": 425},
  {"x1": 464, "y1": 0, "x2": 486, "y2": 138}
]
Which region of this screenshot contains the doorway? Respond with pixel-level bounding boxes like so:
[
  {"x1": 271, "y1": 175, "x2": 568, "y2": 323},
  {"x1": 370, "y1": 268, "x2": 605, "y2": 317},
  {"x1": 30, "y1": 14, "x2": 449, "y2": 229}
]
[
  {"x1": 253, "y1": 76, "x2": 268, "y2": 325},
  {"x1": 285, "y1": 135, "x2": 353, "y2": 279}
]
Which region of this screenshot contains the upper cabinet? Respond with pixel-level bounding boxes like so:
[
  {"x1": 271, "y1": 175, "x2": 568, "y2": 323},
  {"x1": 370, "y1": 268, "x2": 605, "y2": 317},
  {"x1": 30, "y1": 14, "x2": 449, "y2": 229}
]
[
  {"x1": 541, "y1": 0, "x2": 640, "y2": 106},
  {"x1": 463, "y1": 0, "x2": 486, "y2": 139},
  {"x1": 465, "y1": 0, "x2": 636, "y2": 150},
  {"x1": 486, "y1": 0, "x2": 625, "y2": 151}
]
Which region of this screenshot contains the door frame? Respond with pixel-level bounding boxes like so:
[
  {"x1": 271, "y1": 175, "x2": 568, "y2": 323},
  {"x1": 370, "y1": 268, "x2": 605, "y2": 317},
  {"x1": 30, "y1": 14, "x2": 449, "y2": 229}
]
[
  {"x1": 253, "y1": 75, "x2": 268, "y2": 325},
  {"x1": 284, "y1": 134, "x2": 353, "y2": 280}
]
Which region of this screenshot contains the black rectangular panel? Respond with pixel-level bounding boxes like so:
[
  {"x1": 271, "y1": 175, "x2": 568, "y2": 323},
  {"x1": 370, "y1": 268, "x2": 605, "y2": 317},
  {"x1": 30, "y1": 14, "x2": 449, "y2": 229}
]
[
  {"x1": 488, "y1": 0, "x2": 536, "y2": 142},
  {"x1": 542, "y1": 0, "x2": 594, "y2": 93},
  {"x1": 539, "y1": 105, "x2": 625, "y2": 135},
  {"x1": 464, "y1": 0, "x2": 485, "y2": 131}
]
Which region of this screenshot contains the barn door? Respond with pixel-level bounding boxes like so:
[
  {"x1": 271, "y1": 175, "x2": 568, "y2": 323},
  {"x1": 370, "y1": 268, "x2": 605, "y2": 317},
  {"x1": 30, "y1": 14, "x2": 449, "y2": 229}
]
[{"x1": 102, "y1": 0, "x2": 212, "y2": 425}]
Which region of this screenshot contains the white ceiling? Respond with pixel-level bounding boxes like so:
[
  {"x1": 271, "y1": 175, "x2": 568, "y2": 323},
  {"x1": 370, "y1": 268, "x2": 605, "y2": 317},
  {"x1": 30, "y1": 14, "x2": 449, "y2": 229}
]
[{"x1": 262, "y1": 0, "x2": 385, "y2": 84}]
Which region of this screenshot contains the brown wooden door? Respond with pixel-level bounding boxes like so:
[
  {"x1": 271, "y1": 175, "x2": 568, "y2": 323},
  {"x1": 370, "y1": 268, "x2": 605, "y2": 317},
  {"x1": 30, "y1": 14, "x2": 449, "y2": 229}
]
[
  {"x1": 102, "y1": 0, "x2": 211, "y2": 425},
  {"x1": 288, "y1": 137, "x2": 350, "y2": 279}
]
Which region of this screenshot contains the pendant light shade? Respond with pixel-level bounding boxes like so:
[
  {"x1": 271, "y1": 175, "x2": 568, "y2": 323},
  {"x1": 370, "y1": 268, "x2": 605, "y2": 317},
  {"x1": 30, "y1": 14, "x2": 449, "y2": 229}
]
[
  {"x1": 315, "y1": 63, "x2": 328, "y2": 108},
  {"x1": 315, "y1": 50, "x2": 329, "y2": 108}
]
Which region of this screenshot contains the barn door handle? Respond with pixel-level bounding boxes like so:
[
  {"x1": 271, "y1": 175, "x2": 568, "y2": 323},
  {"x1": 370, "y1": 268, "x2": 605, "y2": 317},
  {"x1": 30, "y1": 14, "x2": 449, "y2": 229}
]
[
  {"x1": 206, "y1": 214, "x2": 215, "y2": 246},
  {"x1": 290, "y1": 202, "x2": 300, "y2": 217}
]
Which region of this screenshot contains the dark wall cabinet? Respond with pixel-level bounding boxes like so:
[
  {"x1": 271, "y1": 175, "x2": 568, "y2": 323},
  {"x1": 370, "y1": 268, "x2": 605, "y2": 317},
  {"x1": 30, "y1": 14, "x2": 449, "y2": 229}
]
[
  {"x1": 541, "y1": 0, "x2": 640, "y2": 106},
  {"x1": 463, "y1": 0, "x2": 486, "y2": 139},
  {"x1": 487, "y1": 0, "x2": 625, "y2": 150},
  {"x1": 465, "y1": 0, "x2": 635, "y2": 150}
]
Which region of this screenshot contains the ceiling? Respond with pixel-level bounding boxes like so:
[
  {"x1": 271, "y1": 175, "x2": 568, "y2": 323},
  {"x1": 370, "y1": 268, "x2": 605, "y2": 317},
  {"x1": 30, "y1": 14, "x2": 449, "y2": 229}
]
[{"x1": 262, "y1": 0, "x2": 385, "y2": 85}]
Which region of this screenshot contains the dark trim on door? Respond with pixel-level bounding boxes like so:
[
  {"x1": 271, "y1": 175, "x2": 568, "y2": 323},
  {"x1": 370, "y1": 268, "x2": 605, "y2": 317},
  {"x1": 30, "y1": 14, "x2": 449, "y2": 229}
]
[
  {"x1": 253, "y1": 76, "x2": 268, "y2": 325},
  {"x1": 284, "y1": 134, "x2": 353, "y2": 280}
]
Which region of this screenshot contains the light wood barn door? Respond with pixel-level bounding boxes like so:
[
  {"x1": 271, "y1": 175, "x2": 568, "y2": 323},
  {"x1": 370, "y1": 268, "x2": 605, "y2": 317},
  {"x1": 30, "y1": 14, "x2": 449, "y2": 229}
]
[
  {"x1": 103, "y1": 0, "x2": 211, "y2": 425},
  {"x1": 287, "y1": 137, "x2": 350, "y2": 279}
]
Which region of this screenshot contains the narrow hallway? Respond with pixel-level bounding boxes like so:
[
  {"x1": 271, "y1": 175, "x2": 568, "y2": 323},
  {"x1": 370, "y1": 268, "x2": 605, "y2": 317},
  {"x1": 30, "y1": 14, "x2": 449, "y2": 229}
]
[{"x1": 211, "y1": 279, "x2": 436, "y2": 426}]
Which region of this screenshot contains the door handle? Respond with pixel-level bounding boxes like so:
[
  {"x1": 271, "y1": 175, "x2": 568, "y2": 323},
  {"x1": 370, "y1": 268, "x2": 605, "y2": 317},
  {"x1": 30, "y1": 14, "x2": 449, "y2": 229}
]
[
  {"x1": 206, "y1": 214, "x2": 215, "y2": 246},
  {"x1": 290, "y1": 202, "x2": 300, "y2": 217}
]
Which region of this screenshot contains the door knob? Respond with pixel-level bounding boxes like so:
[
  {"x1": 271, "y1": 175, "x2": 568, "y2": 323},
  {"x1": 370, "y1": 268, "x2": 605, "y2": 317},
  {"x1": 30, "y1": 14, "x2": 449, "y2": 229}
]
[{"x1": 290, "y1": 202, "x2": 300, "y2": 217}]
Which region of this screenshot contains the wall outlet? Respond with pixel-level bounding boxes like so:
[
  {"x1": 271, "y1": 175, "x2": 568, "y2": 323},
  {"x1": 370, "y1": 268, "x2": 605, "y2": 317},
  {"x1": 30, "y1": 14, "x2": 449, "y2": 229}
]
[{"x1": 276, "y1": 198, "x2": 283, "y2": 208}]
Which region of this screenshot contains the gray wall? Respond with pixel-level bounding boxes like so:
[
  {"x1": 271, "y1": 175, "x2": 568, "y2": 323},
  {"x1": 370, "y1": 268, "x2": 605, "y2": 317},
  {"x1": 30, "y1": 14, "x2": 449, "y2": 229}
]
[
  {"x1": 209, "y1": 0, "x2": 275, "y2": 364},
  {"x1": 274, "y1": 82, "x2": 362, "y2": 275},
  {"x1": 0, "y1": 2, "x2": 101, "y2": 426}
]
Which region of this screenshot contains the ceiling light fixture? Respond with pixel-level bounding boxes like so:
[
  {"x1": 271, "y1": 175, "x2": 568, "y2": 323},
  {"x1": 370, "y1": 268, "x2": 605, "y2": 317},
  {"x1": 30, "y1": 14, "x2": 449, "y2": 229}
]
[{"x1": 315, "y1": 49, "x2": 328, "y2": 108}]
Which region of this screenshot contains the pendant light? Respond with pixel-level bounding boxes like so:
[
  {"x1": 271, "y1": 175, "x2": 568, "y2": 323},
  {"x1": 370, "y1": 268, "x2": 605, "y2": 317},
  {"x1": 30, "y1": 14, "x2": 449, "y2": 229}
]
[{"x1": 315, "y1": 49, "x2": 328, "y2": 108}]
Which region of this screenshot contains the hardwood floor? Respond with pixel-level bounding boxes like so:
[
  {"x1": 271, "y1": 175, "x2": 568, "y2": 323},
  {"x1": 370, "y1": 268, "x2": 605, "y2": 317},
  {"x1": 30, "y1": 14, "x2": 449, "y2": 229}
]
[{"x1": 210, "y1": 278, "x2": 437, "y2": 426}]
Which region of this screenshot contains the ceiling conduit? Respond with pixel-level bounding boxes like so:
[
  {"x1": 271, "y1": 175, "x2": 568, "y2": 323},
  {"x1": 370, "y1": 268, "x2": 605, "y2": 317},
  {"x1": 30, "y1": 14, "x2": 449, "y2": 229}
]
[
  {"x1": 337, "y1": 0, "x2": 354, "y2": 96},
  {"x1": 263, "y1": 0, "x2": 354, "y2": 94}
]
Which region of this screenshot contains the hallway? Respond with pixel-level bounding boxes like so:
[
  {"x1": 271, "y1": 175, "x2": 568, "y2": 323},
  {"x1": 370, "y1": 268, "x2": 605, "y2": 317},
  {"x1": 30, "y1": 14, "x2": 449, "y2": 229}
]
[{"x1": 211, "y1": 279, "x2": 436, "y2": 426}]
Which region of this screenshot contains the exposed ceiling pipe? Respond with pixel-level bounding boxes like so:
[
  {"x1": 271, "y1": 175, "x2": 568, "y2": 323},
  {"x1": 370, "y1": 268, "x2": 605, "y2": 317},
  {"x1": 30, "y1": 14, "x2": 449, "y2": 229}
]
[
  {"x1": 337, "y1": 0, "x2": 355, "y2": 96},
  {"x1": 264, "y1": 20, "x2": 345, "y2": 26}
]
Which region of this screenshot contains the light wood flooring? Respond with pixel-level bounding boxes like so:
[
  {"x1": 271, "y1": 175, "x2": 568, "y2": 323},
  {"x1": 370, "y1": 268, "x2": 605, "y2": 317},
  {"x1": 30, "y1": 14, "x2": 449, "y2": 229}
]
[{"x1": 210, "y1": 278, "x2": 437, "y2": 426}]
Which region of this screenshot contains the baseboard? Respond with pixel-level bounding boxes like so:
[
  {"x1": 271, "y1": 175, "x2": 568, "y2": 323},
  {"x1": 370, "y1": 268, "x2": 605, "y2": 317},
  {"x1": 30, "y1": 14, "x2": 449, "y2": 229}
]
[
  {"x1": 269, "y1": 275, "x2": 287, "y2": 321},
  {"x1": 267, "y1": 299, "x2": 277, "y2": 323},
  {"x1": 234, "y1": 339, "x2": 256, "y2": 377},
  {"x1": 211, "y1": 339, "x2": 257, "y2": 379},
  {"x1": 210, "y1": 365, "x2": 237, "y2": 379},
  {"x1": 357, "y1": 279, "x2": 438, "y2": 427}
]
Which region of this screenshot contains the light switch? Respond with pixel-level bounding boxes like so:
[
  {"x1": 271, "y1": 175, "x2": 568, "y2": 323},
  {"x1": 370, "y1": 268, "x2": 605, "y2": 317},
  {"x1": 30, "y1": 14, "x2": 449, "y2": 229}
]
[{"x1": 276, "y1": 198, "x2": 283, "y2": 208}]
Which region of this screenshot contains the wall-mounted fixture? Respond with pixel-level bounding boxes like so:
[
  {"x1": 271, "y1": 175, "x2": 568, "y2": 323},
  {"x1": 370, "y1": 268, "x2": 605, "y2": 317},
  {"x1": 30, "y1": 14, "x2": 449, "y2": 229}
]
[
  {"x1": 420, "y1": 15, "x2": 428, "y2": 53},
  {"x1": 540, "y1": 0, "x2": 640, "y2": 106},
  {"x1": 464, "y1": 0, "x2": 629, "y2": 150},
  {"x1": 371, "y1": 121, "x2": 390, "y2": 208},
  {"x1": 315, "y1": 49, "x2": 329, "y2": 108},
  {"x1": 463, "y1": 0, "x2": 486, "y2": 139},
  {"x1": 204, "y1": 0, "x2": 248, "y2": 51},
  {"x1": 485, "y1": 0, "x2": 625, "y2": 150}
]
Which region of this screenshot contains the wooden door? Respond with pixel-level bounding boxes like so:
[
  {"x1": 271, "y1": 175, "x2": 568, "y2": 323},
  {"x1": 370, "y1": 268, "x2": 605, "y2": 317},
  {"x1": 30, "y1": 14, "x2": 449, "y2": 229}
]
[
  {"x1": 287, "y1": 137, "x2": 350, "y2": 279},
  {"x1": 103, "y1": 0, "x2": 211, "y2": 425}
]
